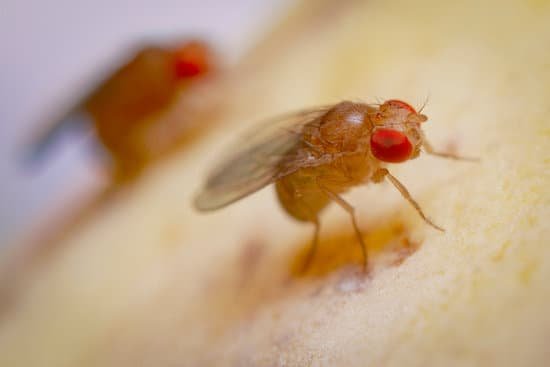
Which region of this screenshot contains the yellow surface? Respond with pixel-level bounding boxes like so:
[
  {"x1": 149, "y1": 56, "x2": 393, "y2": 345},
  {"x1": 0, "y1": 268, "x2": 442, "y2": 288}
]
[{"x1": 1, "y1": 0, "x2": 550, "y2": 366}]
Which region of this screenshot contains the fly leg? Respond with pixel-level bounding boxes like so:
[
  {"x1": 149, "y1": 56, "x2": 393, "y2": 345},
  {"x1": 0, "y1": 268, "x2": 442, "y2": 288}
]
[
  {"x1": 316, "y1": 179, "x2": 368, "y2": 271},
  {"x1": 277, "y1": 179, "x2": 322, "y2": 273},
  {"x1": 421, "y1": 134, "x2": 478, "y2": 161},
  {"x1": 301, "y1": 218, "x2": 320, "y2": 273},
  {"x1": 373, "y1": 168, "x2": 444, "y2": 231}
]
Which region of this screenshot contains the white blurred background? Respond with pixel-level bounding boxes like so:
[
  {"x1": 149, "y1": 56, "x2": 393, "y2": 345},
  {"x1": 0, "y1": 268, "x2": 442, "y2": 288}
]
[{"x1": 0, "y1": 0, "x2": 293, "y2": 248}]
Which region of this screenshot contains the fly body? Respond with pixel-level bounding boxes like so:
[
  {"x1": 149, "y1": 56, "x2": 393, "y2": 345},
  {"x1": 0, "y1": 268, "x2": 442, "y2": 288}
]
[{"x1": 195, "y1": 99, "x2": 474, "y2": 271}]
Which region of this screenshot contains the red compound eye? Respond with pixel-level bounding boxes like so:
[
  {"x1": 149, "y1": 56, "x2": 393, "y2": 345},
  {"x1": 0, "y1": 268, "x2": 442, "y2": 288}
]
[
  {"x1": 370, "y1": 128, "x2": 413, "y2": 163},
  {"x1": 386, "y1": 99, "x2": 417, "y2": 114},
  {"x1": 173, "y1": 41, "x2": 211, "y2": 79}
]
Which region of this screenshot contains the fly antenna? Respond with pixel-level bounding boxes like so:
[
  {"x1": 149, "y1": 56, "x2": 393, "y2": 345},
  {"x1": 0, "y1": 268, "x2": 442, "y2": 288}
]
[
  {"x1": 418, "y1": 93, "x2": 430, "y2": 114},
  {"x1": 374, "y1": 96, "x2": 385, "y2": 105}
]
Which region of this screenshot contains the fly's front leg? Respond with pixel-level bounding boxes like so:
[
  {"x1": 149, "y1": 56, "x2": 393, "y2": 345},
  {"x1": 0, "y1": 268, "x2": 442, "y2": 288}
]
[
  {"x1": 373, "y1": 168, "x2": 444, "y2": 232},
  {"x1": 316, "y1": 177, "x2": 368, "y2": 271},
  {"x1": 421, "y1": 134, "x2": 478, "y2": 162}
]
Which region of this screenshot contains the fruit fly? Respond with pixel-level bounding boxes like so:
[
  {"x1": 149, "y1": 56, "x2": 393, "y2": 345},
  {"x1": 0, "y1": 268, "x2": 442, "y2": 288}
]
[
  {"x1": 25, "y1": 40, "x2": 216, "y2": 181},
  {"x1": 194, "y1": 100, "x2": 473, "y2": 271}
]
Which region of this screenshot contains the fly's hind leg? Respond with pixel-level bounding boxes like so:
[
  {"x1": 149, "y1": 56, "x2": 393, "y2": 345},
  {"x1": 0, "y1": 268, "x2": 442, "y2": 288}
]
[
  {"x1": 301, "y1": 218, "x2": 320, "y2": 273},
  {"x1": 316, "y1": 180, "x2": 368, "y2": 271},
  {"x1": 373, "y1": 168, "x2": 444, "y2": 232},
  {"x1": 277, "y1": 179, "x2": 322, "y2": 273}
]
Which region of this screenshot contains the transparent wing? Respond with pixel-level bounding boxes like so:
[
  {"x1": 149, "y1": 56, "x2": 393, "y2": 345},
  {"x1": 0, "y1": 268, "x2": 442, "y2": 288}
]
[{"x1": 194, "y1": 106, "x2": 332, "y2": 211}]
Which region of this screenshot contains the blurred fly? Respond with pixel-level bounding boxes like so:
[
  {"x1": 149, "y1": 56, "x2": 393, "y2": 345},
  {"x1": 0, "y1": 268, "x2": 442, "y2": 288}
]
[
  {"x1": 25, "y1": 40, "x2": 216, "y2": 181},
  {"x1": 195, "y1": 100, "x2": 474, "y2": 271}
]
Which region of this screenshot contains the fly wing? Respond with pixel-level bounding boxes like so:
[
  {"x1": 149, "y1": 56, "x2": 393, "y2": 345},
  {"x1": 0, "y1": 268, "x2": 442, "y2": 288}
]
[{"x1": 194, "y1": 106, "x2": 331, "y2": 211}]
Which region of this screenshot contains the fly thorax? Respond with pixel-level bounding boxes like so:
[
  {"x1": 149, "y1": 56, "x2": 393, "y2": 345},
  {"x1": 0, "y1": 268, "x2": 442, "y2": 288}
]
[{"x1": 319, "y1": 102, "x2": 369, "y2": 152}]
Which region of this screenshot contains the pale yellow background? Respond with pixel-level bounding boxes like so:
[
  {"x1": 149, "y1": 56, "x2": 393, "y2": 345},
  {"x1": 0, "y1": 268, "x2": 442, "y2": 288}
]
[{"x1": 1, "y1": 0, "x2": 549, "y2": 366}]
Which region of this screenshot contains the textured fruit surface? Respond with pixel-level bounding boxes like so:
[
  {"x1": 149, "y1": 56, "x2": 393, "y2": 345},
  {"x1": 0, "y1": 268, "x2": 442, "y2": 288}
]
[{"x1": 1, "y1": 1, "x2": 548, "y2": 366}]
